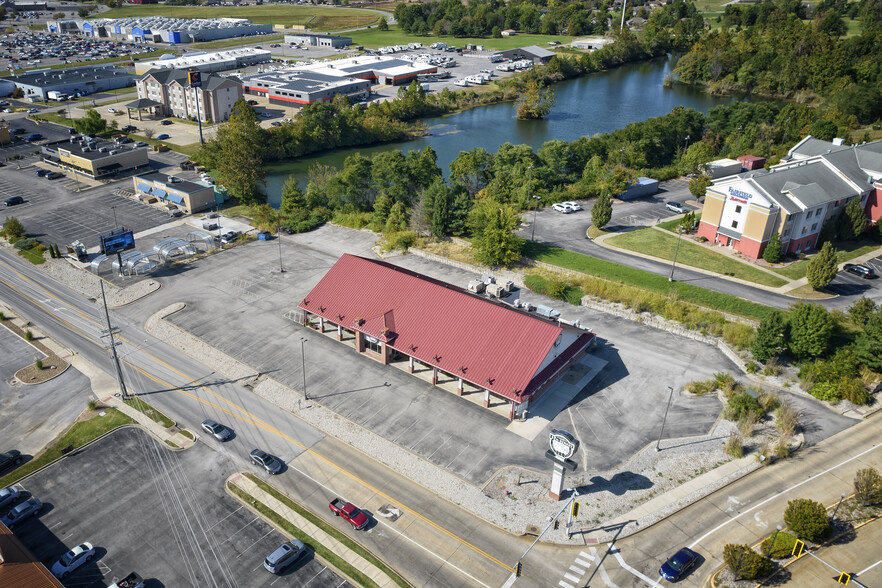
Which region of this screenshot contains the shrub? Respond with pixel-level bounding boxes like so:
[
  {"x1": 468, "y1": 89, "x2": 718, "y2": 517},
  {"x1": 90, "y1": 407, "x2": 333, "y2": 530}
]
[
  {"x1": 746, "y1": 360, "x2": 759, "y2": 374},
  {"x1": 757, "y1": 389, "x2": 780, "y2": 412},
  {"x1": 776, "y1": 399, "x2": 799, "y2": 438},
  {"x1": 13, "y1": 237, "x2": 37, "y2": 250},
  {"x1": 699, "y1": 236, "x2": 708, "y2": 242},
  {"x1": 547, "y1": 277, "x2": 568, "y2": 300},
  {"x1": 723, "y1": 322, "x2": 756, "y2": 351},
  {"x1": 808, "y1": 381, "x2": 841, "y2": 402},
  {"x1": 784, "y1": 498, "x2": 831, "y2": 543},
  {"x1": 760, "y1": 531, "x2": 798, "y2": 559},
  {"x1": 686, "y1": 378, "x2": 717, "y2": 395},
  {"x1": 854, "y1": 468, "x2": 882, "y2": 506},
  {"x1": 762, "y1": 357, "x2": 783, "y2": 376},
  {"x1": 87, "y1": 399, "x2": 98, "y2": 411},
  {"x1": 2, "y1": 216, "x2": 25, "y2": 239},
  {"x1": 723, "y1": 544, "x2": 774, "y2": 580},
  {"x1": 24, "y1": 330, "x2": 33, "y2": 341},
  {"x1": 34, "y1": 358, "x2": 43, "y2": 370},
  {"x1": 379, "y1": 230, "x2": 419, "y2": 253},
  {"x1": 739, "y1": 412, "x2": 759, "y2": 437},
  {"x1": 0, "y1": 311, "x2": 4, "y2": 321},
  {"x1": 839, "y1": 377, "x2": 871, "y2": 405},
  {"x1": 725, "y1": 392, "x2": 764, "y2": 422},
  {"x1": 724, "y1": 433, "x2": 743, "y2": 458},
  {"x1": 775, "y1": 439, "x2": 789, "y2": 459}
]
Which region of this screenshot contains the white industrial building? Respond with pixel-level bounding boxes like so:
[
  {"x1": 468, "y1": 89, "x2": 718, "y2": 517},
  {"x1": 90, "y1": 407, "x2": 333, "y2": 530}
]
[
  {"x1": 134, "y1": 48, "x2": 271, "y2": 76},
  {"x1": 284, "y1": 33, "x2": 352, "y2": 48},
  {"x1": 50, "y1": 17, "x2": 272, "y2": 44},
  {"x1": 284, "y1": 54, "x2": 437, "y2": 86}
]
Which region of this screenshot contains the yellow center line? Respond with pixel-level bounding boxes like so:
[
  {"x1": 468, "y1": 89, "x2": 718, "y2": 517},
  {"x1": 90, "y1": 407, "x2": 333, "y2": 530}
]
[{"x1": 0, "y1": 260, "x2": 514, "y2": 573}]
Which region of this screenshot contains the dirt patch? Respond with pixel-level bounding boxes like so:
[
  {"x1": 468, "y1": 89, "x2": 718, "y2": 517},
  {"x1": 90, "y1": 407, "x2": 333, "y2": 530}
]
[{"x1": 1, "y1": 317, "x2": 70, "y2": 385}]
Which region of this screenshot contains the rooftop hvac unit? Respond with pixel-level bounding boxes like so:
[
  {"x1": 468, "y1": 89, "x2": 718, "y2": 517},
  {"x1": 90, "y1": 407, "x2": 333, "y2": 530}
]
[
  {"x1": 99, "y1": 147, "x2": 108, "y2": 153},
  {"x1": 481, "y1": 273, "x2": 495, "y2": 285}
]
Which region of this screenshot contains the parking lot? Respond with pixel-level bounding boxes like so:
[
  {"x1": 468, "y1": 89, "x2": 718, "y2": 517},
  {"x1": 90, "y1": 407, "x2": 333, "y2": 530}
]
[
  {"x1": 826, "y1": 256, "x2": 882, "y2": 303},
  {"x1": 0, "y1": 158, "x2": 174, "y2": 249},
  {"x1": 0, "y1": 325, "x2": 92, "y2": 459},
  {"x1": 1, "y1": 31, "x2": 154, "y2": 73},
  {"x1": 12, "y1": 426, "x2": 353, "y2": 587}
]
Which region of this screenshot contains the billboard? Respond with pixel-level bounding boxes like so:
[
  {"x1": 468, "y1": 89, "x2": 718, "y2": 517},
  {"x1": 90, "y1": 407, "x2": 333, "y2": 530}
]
[{"x1": 100, "y1": 229, "x2": 135, "y2": 255}]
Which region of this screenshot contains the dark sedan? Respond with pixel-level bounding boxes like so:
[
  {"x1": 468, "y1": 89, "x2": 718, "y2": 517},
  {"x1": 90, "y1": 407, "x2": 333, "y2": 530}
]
[
  {"x1": 844, "y1": 263, "x2": 876, "y2": 279},
  {"x1": 659, "y1": 547, "x2": 698, "y2": 582}
]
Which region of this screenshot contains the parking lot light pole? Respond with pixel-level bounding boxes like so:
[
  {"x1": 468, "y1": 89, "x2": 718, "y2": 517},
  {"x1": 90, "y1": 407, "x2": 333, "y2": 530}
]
[
  {"x1": 277, "y1": 225, "x2": 284, "y2": 273},
  {"x1": 300, "y1": 337, "x2": 308, "y2": 401},
  {"x1": 669, "y1": 227, "x2": 684, "y2": 282},
  {"x1": 765, "y1": 525, "x2": 783, "y2": 558},
  {"x1": 831, "y1": 492, "x2": 847, "y2": 521},
  {"x1": 656, "y1": 386, "x2": 675, "y2": 451},
  {"x1": 111, "y1": 205, "x2": 118, "y2": 227}
]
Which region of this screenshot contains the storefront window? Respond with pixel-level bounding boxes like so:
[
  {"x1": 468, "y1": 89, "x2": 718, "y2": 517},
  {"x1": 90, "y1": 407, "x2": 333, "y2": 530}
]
[{"x1": 365, "y1": 336, "x2": 381, "y2": 354}]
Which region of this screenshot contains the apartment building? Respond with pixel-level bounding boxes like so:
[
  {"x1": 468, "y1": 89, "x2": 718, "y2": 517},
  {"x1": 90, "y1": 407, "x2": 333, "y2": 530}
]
[{"x1": 137, "y1": 69, "x2": 242, "y2": 123}]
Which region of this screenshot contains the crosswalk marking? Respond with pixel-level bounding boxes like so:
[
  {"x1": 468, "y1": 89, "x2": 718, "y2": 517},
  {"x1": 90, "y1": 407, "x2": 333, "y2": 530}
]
[
  {"x1": 569, "y1": 565, "x2": 585, "y2": 574},
  {"x1": 580, "y1": 550, "x2": 596, "y2": 561},
  {"x1": 559, "y1": 581, "x2": 575, "y2": 588},
  {"x1": 575, "y1": 557, "x2": 591, "y2": 567},
  {"x1": 564, "y1": 573, "x2": 581, "y2": 582}
]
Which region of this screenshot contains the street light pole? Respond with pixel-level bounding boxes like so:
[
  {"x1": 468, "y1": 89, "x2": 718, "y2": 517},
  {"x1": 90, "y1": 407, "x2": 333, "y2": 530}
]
[
  {"x1": 683, "y1": 134, "x2": 691, "y2": 156},
  {"x1": 830, "y1": 493, "x2": 847, "y2": 521},
  {"x1": 111, "y1": 205, "x2": 118, "y2": 227},
  {"x1": 277, "y1": 225, "x2": 284, "y2": 273},
  {"x1": 300, "y1": 337, "x2": 308, "y2": 401},
  {"x1": 669, "y1": 227, "x2": 684, "y2": 282},
  {"x1": 656, "y1": 386, "x2": 674, "y2": 451},
  {"x1": 765, "y1": 525, "x2": 783, "y2": 558}
]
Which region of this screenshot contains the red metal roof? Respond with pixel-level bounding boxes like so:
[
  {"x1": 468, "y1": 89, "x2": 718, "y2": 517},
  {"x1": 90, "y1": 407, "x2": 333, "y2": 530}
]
[
  {"x1": 737, "y1": 155, "x2": 766, "y2": 162},
  {"x1": 300, "y1": 255, "x2": 590, "y2": 402}
]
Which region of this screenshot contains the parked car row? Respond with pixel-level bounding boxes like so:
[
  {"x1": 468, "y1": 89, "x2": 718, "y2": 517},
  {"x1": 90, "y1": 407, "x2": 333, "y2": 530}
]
[{"x1": 551, "y1": 201, "x2": 584, "y2": 214}]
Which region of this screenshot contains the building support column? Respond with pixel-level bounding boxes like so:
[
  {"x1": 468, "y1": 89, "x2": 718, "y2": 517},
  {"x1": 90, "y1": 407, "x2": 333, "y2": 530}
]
[
  {"x1": 483, "y1": 389, "x2": 490, "y2": 408},
  {"x1": 380, "y1": 342, "x2": 389, "y2": 365},
  {"x1": 457, "y1": 378, "x2": 463, "y2": 396},
  {"x1": 509, "y1": 401, "x2": 515, "y2": 421},
  {"x1": 432, "y1": 367, "x2": 437, "y2": 385},
  {"x1": 408, "y1": 356, "x2": 414, "y2": 373},
  {"x1": 355, "y1": 331, "x2": 365, "y2": 352},
  {"x1": 318, "y1": 317, "x2": 324, "y2": 332},
  {"x1": 337, "y1": 324, "x2": 343, "y2": 341},
  {"x1": 301, "y1": 311, "x2": 309, "y2": 327}
]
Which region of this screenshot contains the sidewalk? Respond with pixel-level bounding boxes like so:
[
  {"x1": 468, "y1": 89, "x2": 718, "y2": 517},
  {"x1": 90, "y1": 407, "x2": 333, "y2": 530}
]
[{"x1": 226, "y1": 473, "x2": 399, "y2": 588}]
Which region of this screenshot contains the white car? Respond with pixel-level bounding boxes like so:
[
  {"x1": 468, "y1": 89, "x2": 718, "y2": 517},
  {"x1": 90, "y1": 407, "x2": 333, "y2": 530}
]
[
  {"x1": 27, "y1": 108, "x2": 39, "y2": 113},
  {"x1": 561, "y1": 201, "x2": 583, "y2": 211},
  {"x1": 51, "y1": 542, "x2": 95, "y2": 578},
  {"x1": 107, "y1": 107, "x2": 117, "y2": 114},
  {"x1": 552, "y1": 203, "x2": 573, "y2": 214}
]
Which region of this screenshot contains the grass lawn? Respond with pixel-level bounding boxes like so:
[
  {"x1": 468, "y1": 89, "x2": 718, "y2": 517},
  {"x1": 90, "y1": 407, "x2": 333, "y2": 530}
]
[
  {"x1": 99, "y1": 5, "x2": 379, "y2": 28},
  {"x1": 522, "y1": 241, "x2": 776, "y2": 321},
  {"x1": 232, "y1": 474, "x2": 410, "y2": 588},
  {"x1": 606, "y1": 228, "x2": 788, "y2": 287},
  {"x1": 17, "y1": 247, "x2": 46, "y2": 265},
  {"x1": 0, "y1": 408, "x2": 134, "y2": 488},
  {"x1": 348, "y1": 24, "x2": 574, "y2": 50},
  {"x1": 658, "y1": 213, "x2": 702, "y2": 231},
  {"x1": 124, "y1": 397, "x2": 175, "y2": 429},
  {"x1": 768, "y1": 241, "x2": 881, "y2": 280}
]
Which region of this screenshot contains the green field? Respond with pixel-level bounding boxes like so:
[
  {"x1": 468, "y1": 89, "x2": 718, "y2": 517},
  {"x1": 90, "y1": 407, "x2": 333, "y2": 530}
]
[
  {"x1": 98, "y1": 5, "x2": 379, "y2": 29},
  {"x1": 348, "y1": 24, "x2": 574, "y2": 50},
  {"x1": 522, "y1": 241, "x2": 776, "y2": 321},
  {"x1": 606, "y1": 228, "x2": 788, "y2": 287},
  {"x1": 191, "y1": 34, "x2": 284, "y2": 50}
]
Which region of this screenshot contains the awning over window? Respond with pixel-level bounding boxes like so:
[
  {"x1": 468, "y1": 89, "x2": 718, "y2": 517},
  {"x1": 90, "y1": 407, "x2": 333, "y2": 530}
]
[
  {"x1": 152, "y1": 188, "x2": 167, "y2": 200},
  {"x1": 137, "y1": 183, "x2": 152, "y2": 194},
  {"x1": 167, "y1": 193, "x2": 184, "y2": 205}
]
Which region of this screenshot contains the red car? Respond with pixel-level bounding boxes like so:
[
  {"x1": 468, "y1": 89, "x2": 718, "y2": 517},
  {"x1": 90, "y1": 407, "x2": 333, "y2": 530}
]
[{"x1": 329, "y1": 498, "x2": 369, "y2": 530}]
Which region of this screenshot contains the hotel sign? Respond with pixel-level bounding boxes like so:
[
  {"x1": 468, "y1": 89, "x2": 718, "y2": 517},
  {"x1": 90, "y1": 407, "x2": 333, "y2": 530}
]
[{"x1": 728, "y1": 186, "x2": 752, "y2": 204}]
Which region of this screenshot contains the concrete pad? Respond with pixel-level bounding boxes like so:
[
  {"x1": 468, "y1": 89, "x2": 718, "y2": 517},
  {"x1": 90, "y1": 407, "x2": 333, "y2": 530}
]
[{"x1": 507, "y1": 353, "x2": 608, "y2": 440}]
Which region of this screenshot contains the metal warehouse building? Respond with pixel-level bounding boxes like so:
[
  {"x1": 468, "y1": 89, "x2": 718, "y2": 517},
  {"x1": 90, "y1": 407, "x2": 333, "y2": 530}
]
[
  {"x1": 0, "y1": 65, "x2": 134, "y2": 100},
  {"x1": 298, "y1": 254, "x2": 596, "y2": 420},
  {"x1": 51, "y1": 17, "x2": 272, "y2": 44},
  {"x1": 134, "y1": 48, "x2": 271, "y2": 76},
  {"x1": 288, "y1": 54, "x2": 437, "y2": 86},
  {"x1": 284, "y1": 33, "x2": 352, "y2": 48},
  {"x1": 242, "y1": 70, "x2": 370, "y2": 105}
]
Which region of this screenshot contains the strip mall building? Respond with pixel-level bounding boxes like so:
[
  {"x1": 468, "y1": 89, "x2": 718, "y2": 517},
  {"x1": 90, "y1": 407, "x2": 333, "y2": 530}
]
[
  {"x1": 697, "y1": 137, "x2": 882, "y2": 259},
  {"x1": 299, "y1": 255, "x2": 595, "y2": 420}
]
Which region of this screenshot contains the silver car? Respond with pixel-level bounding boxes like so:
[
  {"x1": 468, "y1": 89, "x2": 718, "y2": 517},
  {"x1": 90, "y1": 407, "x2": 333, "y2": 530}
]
[
  {"x1": 1, "y1": 497, "x2": 41, "y2": 529},
  {"x1": 250, "y1": 449, "x2": 282, "y2": 475},
  {"x1": 201, "y1": 419, "x2": 231, "y2": 441}
]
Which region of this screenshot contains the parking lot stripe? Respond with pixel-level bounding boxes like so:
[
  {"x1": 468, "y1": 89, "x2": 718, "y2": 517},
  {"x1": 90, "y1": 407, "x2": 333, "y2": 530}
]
[
  {"x1": 302, "y1": 565, "x2": 327, "y2": 587},
  {"x1": 208, "y1": 503, "x2": 245, "y2": 530},
  {"x1": 0, "y1": 260, "x2": 516, "y2": 575},
  {"x1": 235, "y1": 528, "x2": 275, "y2": 558}
]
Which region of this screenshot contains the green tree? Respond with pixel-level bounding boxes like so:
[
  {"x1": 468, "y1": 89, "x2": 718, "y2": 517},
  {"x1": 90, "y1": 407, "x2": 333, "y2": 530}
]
[
  {"x1": 848, "y1": 297, "x2": 876, "y2": 327},
  {"x1": 681, "y1": 141, "x2": 714, "y2": 175},
  {"x1": 2, "y1": 216, "x2": 25, "y2": 239},
  {"x1": 784, "y1": 498, "x2": 831, "y2": 542},
  {"x1": 210, "y1": 100, "x2": 265, "y2": 206},
  {"x1": 818, "y1": 216, "x2": 838, "y2": 245},
  {"x1": 372, "y1": 193, "x2": 393, "y2": 229},
  {"x1": 472, "y1": 203, "x2": 524, "y2": 267},
  {"x1": 854, "y1": 468, "x2": 882, "y2": 507},
  {"x1": 591, "y1": 192, "x2": 613, "y2": 230},
  {"x1": 492, "y1": 25, "x2": 502, "y2": 38},
  {"x1": 806, "y1": 241, "x2": 838, "y2": 289},
  {"x1": 751, "y1": 310, "x2": 787, "y2": 362},
  {"x1": 73, "y1": 109, "x2": 107, "y2": 135},
  {"x1": 722, "y1": 544, "x2": 774, "y2": 581},
  {"x1": 425, "y1": 178, "x2": 452, "y2": 237},
  {"x1": 688, "y1": 174, "x2": 712, "y2": 198},
  {"x1": 788, "y1": 301, "x2": 833, "y2": 360},
  {"x1": 78, "y1": 7, "x2": 89, "y2": 17},
  {"x1": 280, "y1": 176, "x2": 306, "y2": 215},
  {"x1": 854, "y1": 307, "x2": 882, "y2": 372},
  {"x1": 0, "y1": 7, "x2": 6, "y2": 20},
  {"x1": 385, "y1": 201, "x2": 408, "y2": 233},
  {"x1": 378, "y1": 17, "x2": 388, "y2": 30},
  {"x1": 839, "y1": 197, "x2": 868, "y2": 240},
  {"x1": 516, "y1": 78, "x2": 556, "y2": 120},
  {"x1": 450, "y1": 148, "x2": 493, "y2": 197},
  {"x1": 762, "y1": 232, "x2": 782, "y2": 263}
]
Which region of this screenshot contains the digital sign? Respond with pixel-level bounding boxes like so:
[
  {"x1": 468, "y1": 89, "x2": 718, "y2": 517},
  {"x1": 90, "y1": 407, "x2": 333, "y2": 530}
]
[{"x1": 100, "y1": 229, "x2": 135, "y2": 255}]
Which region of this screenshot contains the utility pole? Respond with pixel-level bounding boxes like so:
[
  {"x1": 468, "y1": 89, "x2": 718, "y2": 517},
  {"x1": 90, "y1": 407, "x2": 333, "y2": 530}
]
[
  {"x1": 277, "y1": 224, "x2": 284, "y2": 273},
  {"x1": 99, "y1": 280, "x2": 129, "y2": 400},
  {"x1": 669, "y1": 227, "x2": 684, "y2": 282},
  {"x1": 300, "y1": 337, "x2": 308, "y2": 401}
]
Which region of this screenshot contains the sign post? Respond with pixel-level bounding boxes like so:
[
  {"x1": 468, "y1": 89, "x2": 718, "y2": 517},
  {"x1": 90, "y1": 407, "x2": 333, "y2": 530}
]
[
  {"x1": 187, "y1": 70, "x2": 204, "y2": 145},
  {"x1": 546, "y1": 429, "x2": 579, "y2": 500}
]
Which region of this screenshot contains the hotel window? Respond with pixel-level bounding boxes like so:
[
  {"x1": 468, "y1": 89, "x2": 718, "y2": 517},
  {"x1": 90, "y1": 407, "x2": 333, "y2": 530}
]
[
  {"x1": 806, "y1": 210, "x2": 813, "y2": 218},
  {"x1": 811, "y1": 223, "x2": 817, "y2": 231},
  {"x1": 783, "y1": 228, "x2": 790, "y2": 237},
  {"x1": 802, "y1": 226, "x2": 808, "y2": 235},
  {"x1": 731, "y1": 220, "x2": 738, "y2": 229},
  {"x1": 735, "y1": 205, "x2": 742, "y2": 214}
]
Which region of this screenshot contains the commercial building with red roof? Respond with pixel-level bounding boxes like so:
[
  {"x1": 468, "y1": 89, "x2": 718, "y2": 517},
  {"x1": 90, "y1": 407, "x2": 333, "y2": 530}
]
[{"x1": 298, "y1": 254, "x2": 595, "y2": 420}]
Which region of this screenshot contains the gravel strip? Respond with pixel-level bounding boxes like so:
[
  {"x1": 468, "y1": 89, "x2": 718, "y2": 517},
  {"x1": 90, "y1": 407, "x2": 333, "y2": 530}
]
[{"x1": 35, "y1": 257, "x2": 160, "y2": 307}]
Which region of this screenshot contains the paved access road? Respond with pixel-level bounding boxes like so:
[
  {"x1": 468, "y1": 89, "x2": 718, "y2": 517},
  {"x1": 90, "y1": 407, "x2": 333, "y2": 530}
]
[{"x1": 15, "y1": 426, "x2": 352, "y2": 587}]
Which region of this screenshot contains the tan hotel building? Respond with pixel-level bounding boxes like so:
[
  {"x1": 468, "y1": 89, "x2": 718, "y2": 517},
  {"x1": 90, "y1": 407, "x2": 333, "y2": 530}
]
[{"x1": 697, "y1": 137, "x2": 882, "y2": 259}]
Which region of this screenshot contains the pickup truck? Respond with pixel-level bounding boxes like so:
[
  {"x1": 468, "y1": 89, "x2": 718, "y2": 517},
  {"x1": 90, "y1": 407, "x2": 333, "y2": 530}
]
[
  {"x1": 329, "y1": 498, "x2": 369, "y2": 530},
  {"x1": 108, "y1": 572, "x2": 145, "y2": 588}
]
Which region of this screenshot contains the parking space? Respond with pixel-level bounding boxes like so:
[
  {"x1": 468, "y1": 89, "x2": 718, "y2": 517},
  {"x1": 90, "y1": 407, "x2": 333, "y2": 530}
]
[
  {"x1": 0, "y1": 166, "x2": 174, "y2": 249},
  {"x1": 1, "y1": 118, "x2": 74, "y2": 160},
  {"x1": 12, "y1": 426, "x2": 352, "y2": 588},
  {"x1": 826, "y1": 256, "x2": 882, "y2": 303},
  {"x1": 0, "y1": 326, "x2": 92, "y2": 458},
  {"x1": 1, "y1": 31, "x2": 153, "y2": 73}
]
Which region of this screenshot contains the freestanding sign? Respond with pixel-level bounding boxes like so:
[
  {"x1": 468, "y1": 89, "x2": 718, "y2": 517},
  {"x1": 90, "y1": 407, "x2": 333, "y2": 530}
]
[{"x1": 545, "y1": 429, "x2": 579, "y2": 500}]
